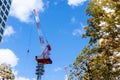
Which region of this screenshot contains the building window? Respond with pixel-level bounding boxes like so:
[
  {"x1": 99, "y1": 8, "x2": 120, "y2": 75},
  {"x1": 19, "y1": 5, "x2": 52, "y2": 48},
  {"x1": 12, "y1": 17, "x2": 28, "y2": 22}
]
[
  {"x1": 0, "y1": 18, "x2": 2, "y2": 24},
  {"x1": 8, "y1": 0, "x2": 11, "y2": 5},
  {"x1": 0, "y1": 1, "x2": 2, "y2": 6},
  {"x1": 2, "y1": 22, "x2": 5, "y2": 28},
  {"x1": 7, "y1": 5, "x2": 10, "y2": 10},
  {"x1": 2, "y1": 5, "x2": 5, "y2": 11},
  {"x1": 4, "y1": 16, "x2": 7, "y2": 22},
  {"x1": 5, "y1": 10, "x2": 8, "y2": 16},
  {"x1": 0, "y1": 28, "x2": 4, "y2": 35},
  {"x1": 1, "y1": 11, "x2": 4, "y2": 17},
  {"x1": 4, "y1": 0, "x2": 7, "y2": 5},
  {"x1": 0, "y1": 36, "x2": 2, "y2": 42}
]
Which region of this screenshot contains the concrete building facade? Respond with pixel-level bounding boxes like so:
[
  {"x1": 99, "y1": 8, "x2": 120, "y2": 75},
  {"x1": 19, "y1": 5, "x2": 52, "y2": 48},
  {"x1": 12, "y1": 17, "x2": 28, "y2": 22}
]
[{"x1": 0, "y1": 0, "x2": 12, "y2": 42}]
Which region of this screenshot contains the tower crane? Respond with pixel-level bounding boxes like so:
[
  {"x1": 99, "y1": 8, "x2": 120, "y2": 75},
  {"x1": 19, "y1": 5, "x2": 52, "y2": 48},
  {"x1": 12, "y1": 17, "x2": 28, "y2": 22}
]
[{"x1": 33, "y1": 9, "x2": 52, "y2": 80}]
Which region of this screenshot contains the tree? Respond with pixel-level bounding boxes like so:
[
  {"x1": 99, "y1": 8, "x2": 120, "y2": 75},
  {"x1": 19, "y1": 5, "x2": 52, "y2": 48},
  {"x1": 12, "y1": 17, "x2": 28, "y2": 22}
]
[
  {"x1": 0, "y1": 63, "x2": 15, "y2": 80},
  {"x1": 69, "y1": 0, "x2": 120, "y2": 80}
]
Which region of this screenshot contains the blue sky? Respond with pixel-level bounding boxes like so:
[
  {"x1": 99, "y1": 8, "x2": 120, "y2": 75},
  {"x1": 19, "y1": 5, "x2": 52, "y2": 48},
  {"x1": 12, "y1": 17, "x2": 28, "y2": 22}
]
[{"x1": 0, "y1": 0, "x2": 90, "y2": 80}]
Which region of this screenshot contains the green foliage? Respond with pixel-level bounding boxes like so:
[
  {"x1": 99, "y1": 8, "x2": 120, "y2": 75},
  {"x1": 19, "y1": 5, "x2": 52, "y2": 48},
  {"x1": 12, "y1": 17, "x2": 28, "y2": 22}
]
[
  {"x1": 0, "y1": 63, "x2": 15, "y2": 80},
  {"x1": 69, "y1": 0, "x2": 120, "y2": 80}
]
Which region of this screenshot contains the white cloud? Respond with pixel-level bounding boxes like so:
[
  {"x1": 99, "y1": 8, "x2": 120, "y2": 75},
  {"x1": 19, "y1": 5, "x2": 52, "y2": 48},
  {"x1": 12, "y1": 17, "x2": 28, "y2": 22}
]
[
  {"x1": 0, "y1": 49, "x2": 19, "y2": 67},
  {"x1": 54, "y1": 67, "x2": 62, "y2": 72},
  {"x1": 0, "y1": 49, "x2": 35, "y2": 80},
  {"x1": 15, "y1": 77, "x2": 30, "y2": 80},
  {"x1": 68, "y1": 0, "x2": 87, "y2": 6},
  {"x1": 45, "y1": 1, "x2": 50, "y2": 9},
  {"x1": 54, "y1": 1, "x2": 58, "y2": 5},
  {"x1": 72, "y1": 23, "x2": 85, "y2": 37},
  {"x1": 13, "y1": 69, "x2": 18, "y2": 76},
  {"x1": 15, "y1": 76, "x2": 35, "y2": 80},
  {"x1": 15, "y1": 72, "x2": 36, "y2": 80},
  {"x1": 32, "y1": 78, "x2": 36, "y2": 80},
  {"x1": 72, "y1": 29, "x2": 83, "y2": 36},
  {"x1": 71, "y1": 17, "x2": 76, "y2": 23},
  {"x1": 10, "y1": 0, "x2": 44, "y2": 22},
  {"x1": 4, "y1": 26, "x2": 16, "y2": 37},
  {"x1": 13, "y1": 69, "x2": 35, "y2": 80}
]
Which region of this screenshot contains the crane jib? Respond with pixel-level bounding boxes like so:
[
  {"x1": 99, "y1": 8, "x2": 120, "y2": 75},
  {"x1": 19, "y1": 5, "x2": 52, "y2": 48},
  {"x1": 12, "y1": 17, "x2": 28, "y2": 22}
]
[
  {"x1": 33, "y1": 8, "x2": 52, "y2": 64},
  {"x1": 39, "y1": 36, "x2": 44, "y2": 44},
  {"x1": 33, "y1": 9, "x2": 45, "y2": 45}
]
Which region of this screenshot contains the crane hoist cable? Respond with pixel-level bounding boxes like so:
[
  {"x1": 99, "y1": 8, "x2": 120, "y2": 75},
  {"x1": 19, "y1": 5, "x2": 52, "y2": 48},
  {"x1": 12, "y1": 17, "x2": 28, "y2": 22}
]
[{"x1": 27, "y1": 26, "x2": 33, "y2": 53}]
